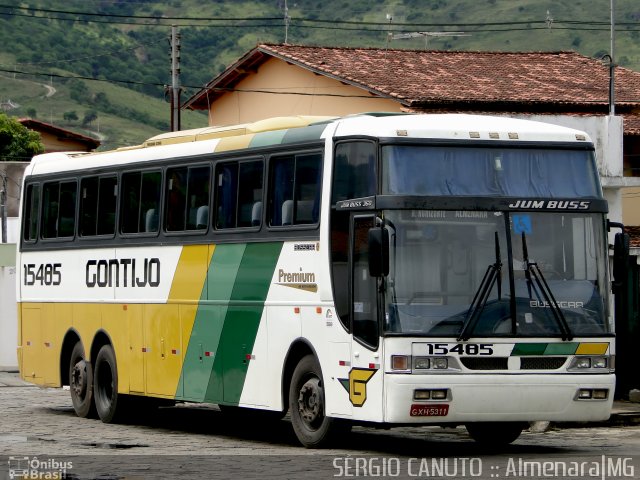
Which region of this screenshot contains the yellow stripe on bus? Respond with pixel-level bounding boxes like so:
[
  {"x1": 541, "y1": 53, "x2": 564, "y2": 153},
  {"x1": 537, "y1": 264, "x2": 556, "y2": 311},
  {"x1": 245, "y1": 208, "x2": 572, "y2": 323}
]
[
  {"x1": 145, "y1": 245, "x2": 213, "y2": 398},
  {"x1": 575, "y1": 343, "x2": 609, "y2": 355},
  {"x1": 215, "y1": 134, "x2": 255, "y2": 152}
]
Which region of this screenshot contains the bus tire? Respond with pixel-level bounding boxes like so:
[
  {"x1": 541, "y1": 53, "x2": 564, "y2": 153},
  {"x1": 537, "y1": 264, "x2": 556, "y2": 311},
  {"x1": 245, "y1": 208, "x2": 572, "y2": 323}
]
[
  {"x1": 466, "y1": 422, "x2": 525, "y2": 445},
  {"x1": 289, "y1": 355, "x2": 349, "y2": 448},
  {"x1": 69, "y1": 341, "x2": 96, "y2": 418},
  {"x1": 93, "y1": 344, "x2": 123, "y2": 423}
]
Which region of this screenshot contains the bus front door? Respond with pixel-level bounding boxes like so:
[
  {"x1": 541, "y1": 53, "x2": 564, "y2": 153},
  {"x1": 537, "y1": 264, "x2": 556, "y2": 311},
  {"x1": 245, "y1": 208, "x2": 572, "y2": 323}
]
[{"x1": 349, "y1": 215, "x2": 384, "y2": 421}]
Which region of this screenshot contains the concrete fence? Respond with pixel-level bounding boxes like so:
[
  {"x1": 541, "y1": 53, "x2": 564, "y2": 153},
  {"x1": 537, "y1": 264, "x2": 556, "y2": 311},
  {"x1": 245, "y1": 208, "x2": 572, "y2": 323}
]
[{"x1": 0, "y1": 219, "x2": 18, "y2": 371}]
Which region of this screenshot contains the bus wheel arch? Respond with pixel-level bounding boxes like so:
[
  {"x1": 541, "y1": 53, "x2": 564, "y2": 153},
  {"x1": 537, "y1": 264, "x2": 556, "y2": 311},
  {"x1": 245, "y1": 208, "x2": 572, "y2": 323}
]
[
  {"x1": 282, "y1": 339, "x2": 316, "y2": 415},
  {"x1": 288, "y1": 352, "x2": 350, "y2": 447}
]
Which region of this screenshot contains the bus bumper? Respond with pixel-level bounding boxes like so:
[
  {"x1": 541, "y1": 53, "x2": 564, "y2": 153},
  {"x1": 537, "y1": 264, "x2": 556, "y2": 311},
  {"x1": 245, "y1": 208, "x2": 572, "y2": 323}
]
[{"x1": 384, "y1": 373, "x2": 615, "y2": 424}]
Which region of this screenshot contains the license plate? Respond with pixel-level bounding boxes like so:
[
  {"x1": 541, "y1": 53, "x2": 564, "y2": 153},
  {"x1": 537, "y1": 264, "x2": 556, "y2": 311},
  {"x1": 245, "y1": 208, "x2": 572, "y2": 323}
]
[{"x1": 410, "y1": 404, "x2": 449, "y2": 417}]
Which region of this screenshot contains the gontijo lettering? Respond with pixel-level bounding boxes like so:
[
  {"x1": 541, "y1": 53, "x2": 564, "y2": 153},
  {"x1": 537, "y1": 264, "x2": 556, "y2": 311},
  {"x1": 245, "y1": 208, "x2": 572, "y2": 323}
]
[{"x1": 85, "y1": 258, "x2": 161, "y2": 287}]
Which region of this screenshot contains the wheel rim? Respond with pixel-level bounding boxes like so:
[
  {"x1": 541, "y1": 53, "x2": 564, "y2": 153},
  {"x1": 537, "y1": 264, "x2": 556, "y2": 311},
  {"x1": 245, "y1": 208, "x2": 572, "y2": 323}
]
[
  {"x1": 297, "y1": 377, "x2": 324, "y2": 430},
  {"x1": 71, "y1": 359, "x2": 87, "y2": 399}
]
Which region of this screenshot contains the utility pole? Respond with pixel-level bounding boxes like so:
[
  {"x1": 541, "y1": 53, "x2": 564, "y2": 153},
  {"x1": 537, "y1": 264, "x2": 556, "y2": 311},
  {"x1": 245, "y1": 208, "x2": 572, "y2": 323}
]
[
  {"x1": 610, "y1": 0, "x2": 615, "y2": 115},
  {"x1": 284, "y1": 0, "x2": 290, "y2": 44},
  {"x1": 1, "y1": 171, "x2": 7, "y2": 244},
  {"x1": 170, "y1": 25, "x2": 181, "y2": 132}
]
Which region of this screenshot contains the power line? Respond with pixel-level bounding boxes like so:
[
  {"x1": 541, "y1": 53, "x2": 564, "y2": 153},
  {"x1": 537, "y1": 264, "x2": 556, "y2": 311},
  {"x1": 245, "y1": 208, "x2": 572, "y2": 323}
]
[
  {"x1": 0, "y1": 39, "x2": 164, "y2": 67},
  {"x1": 1, "y1": 4, "x2": 640, "y2": 31},
  {"x1": 0, "y1": 67, "x2": 379, "y2": 98}
]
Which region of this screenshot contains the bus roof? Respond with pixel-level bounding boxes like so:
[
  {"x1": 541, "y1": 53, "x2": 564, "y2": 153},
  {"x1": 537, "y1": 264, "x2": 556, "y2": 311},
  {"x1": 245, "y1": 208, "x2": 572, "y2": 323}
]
[{"x1": 26, "y1": 114, "x2": 593, "y2": 176}]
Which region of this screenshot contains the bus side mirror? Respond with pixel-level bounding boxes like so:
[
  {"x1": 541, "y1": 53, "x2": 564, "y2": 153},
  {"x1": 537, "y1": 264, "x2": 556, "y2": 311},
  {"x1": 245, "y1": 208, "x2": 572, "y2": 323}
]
[
  {"x1": 368, "y1": 227, "x2": 389, "y2": 277},
  {"x1": 612, "y1": 231, "x2": 630, "y2": 293}
]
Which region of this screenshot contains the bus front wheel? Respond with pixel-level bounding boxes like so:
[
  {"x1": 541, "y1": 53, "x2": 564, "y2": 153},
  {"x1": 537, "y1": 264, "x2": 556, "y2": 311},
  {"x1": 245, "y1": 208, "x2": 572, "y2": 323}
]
[
  {"x1": 466, "y1": 422, "x2": 525, "y2": 445},
  {"x1": 93, "y1": 344, "x2": 123, "y2": 423},
  {"x1": 289, "y1": 355, "x2": 349, "y2": 447},
  {"x1": 69, "y1": 342, "x2": 96, "y2": 418}
]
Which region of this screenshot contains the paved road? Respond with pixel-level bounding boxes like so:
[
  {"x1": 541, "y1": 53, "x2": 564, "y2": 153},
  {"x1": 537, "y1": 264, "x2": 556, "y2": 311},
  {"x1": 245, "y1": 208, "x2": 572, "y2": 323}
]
[{"x1": 0, "y1": 374, "x2": 639, "y2": 479}]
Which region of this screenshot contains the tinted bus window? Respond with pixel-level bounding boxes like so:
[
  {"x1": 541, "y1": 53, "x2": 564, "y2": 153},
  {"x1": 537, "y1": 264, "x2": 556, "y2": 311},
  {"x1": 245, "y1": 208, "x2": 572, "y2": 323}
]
[
  {"x1": 269, "y1": 152, "x2": 321, "y2": 226},
  {"x1": 166, "y1": 165, "x2": 211, "y2": 232},
  {"x1": 332, "y1": 141, "x2": 376, "y2": 203},
  {"x1": 120, "y1": 171, "x2": 161, "y2": 234},
  {"x1": 41, "y1": 181, "x2": 77, "y2": 239},
  {"x1": 22, "y1": 184, "x2": 40, "y2": 242},
  {"x1": 80, "y1": 176, "x2": 117, "y2": 237},
  {"x1": 215, "y1": 160, "x2": 263, "y2": 229}
]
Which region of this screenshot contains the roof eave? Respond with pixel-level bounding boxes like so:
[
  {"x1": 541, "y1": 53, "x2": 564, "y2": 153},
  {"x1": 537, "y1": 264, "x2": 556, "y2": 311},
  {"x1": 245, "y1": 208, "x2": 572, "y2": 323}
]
[{"x1": 182, "y1": 47, "x2": 268, "y2": 110}]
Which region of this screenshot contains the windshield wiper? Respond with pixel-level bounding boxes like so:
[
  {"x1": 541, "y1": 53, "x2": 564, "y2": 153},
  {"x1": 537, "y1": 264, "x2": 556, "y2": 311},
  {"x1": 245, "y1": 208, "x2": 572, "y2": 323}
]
[
  {"x1": 521, "y1": 233, "x2": 574, "y2": 341},
  {"x1": 458, "y1": 232, "x2": 502, "y2": 341}
]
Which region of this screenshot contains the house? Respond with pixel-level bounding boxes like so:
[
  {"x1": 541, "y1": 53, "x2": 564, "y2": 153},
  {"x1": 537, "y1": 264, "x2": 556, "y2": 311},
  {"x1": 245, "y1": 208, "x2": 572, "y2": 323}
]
[
  {"x1": 183, "y1": 44, "x2": 640, "y2": 227},
  {"x1": 18, "y1": 118, "x2": 100, "y2": 153}
]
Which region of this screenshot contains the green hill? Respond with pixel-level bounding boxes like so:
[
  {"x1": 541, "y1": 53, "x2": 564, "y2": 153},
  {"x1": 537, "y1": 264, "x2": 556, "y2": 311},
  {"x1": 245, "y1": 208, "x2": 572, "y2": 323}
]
[{"x1": 0, "y1": 0, "x2": 638, "y2": 150}]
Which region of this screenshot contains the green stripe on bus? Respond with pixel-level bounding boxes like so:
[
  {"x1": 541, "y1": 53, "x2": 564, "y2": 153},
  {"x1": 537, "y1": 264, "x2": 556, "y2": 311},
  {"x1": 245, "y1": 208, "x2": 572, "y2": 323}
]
[
  {"x1": 281, "y1": 123, "x2": 326, "y2": 144},
  {"x1": 543, "y1": 343, "x2": 579, "y2": 355},
  {"x1": 179, "y1": 243, "x2": 246, "y2": 402},
  {"x1": 216, "y1": 242, "x2": 283, "y2": 404},
  {"x1": 181, "y1": 242, "x2": 283, "y2": 404},
  {"x1": 510, "y1": 343, "x2": 548, "y2": 356},
  {"x1": 249, "y1": 129, "x2": 289, "y2": 148}
]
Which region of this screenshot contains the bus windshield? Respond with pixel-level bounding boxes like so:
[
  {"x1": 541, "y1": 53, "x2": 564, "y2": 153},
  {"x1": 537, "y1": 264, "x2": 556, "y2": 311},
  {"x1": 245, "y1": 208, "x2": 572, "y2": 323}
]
[
  {"x1": 383, "y1": 210, "x2": 610, "y2": 337},
  {"x1": 382, "y1": 145, "x2": 600, "y2": 198}
]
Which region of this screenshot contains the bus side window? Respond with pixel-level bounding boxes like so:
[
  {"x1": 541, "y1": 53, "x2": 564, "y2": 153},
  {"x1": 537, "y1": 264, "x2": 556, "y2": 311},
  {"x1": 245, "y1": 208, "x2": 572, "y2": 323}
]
[
  {"x1": 41, "y1": 180, "x2": 77, "y2": 239},
  {"x1": 166, "y1": 165, "x2": 211, "y2": 232},
  {"x1": 120, "y1": 171, "x2": 161, "y2": 235},
  {"x1": 269, "y1": 152, "x2": 321, "y2": 227},
  {"x1": 79, "y1": 176, "x2": 117, "y2": 237},
  {"x1": 215, "y1": 159, "x2": 262, "y2": 230},
  {"x1": 22, "y1": 184, "x2": 40, "y2": 242}
]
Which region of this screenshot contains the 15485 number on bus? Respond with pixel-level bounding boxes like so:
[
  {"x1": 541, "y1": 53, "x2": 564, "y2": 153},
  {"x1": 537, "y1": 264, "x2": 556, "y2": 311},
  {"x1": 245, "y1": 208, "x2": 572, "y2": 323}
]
[
  {"x1": 23, "y1": 263, "x2": 62, "y2": 286},
  {"x1": 426, "y1": 343, "x2": 494, "y2": 355}
]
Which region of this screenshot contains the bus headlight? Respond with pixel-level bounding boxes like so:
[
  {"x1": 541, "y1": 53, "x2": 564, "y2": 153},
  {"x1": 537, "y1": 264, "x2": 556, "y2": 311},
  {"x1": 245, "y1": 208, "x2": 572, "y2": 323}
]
[
  {"x1": 432, "y1": 357, "x2": 448, "y2": 369},
  {"x1": 568, "y1": 356, "x2": 610, "y2": 372},
  {"x1": 414, "y1": 357, "x2": 430, "y2": 369}
]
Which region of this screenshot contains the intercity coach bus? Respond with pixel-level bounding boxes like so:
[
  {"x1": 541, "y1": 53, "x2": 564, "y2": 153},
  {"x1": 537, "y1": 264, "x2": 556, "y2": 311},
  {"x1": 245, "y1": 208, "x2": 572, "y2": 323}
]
[{"x1": 17, "y1": 114, "x2": 625, "y2": 447}]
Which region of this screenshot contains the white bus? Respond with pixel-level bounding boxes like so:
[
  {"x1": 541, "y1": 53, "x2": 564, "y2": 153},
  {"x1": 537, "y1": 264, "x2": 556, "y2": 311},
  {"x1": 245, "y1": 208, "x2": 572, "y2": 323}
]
[{"x1": 17, "y1": 113, "x2": 623, "y2": 447}]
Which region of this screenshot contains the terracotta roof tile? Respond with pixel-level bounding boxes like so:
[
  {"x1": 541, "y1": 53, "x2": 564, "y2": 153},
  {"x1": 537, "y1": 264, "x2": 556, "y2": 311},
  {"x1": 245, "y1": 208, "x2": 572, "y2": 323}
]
[
  {"x1": 626, "y1": 226, "x2": 640, "y2": 248},
  {"x1": 183, "y1": 44, "x2": 640, "y2": 132},
  {"x1": 258, "y1": 45, "x2": 640, "y2": 107}
]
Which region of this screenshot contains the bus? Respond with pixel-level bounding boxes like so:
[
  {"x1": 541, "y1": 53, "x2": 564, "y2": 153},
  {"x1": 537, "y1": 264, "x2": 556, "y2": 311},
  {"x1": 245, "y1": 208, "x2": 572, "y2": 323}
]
[{"x1": 17, "y1": 113, "x2": 625, "y2": 447}]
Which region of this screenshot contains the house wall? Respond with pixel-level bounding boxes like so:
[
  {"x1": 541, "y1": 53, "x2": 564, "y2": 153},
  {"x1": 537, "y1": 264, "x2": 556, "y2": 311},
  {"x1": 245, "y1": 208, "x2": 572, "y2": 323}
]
[
  {"x1": 38, "y1": 130, "x2": 90, "y2": 153},
  {"x1": 209, "y1": 57, "x2": 402, "y2": 126},
  {"x1": 622, "y1": 188, "x2": 640, "y2": 225}
]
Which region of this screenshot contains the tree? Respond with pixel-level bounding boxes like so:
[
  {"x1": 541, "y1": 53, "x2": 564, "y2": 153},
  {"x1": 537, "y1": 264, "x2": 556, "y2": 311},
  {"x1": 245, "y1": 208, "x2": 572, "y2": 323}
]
[
  {"x1": 26, "y1": 108, "x2": 37, "y2": 118},
  {"x1": 82, "y1": 110, "x2": 98, "y2": 127},
  {"x1": 63, "y1": 111, "x2": 79, "y2": 124},
  {"x1": 62, "y1": 110, "x2": 78, "y2": 123},
  {"x1": 0, "y1": 112, "x2": 44, "y2": 161}
]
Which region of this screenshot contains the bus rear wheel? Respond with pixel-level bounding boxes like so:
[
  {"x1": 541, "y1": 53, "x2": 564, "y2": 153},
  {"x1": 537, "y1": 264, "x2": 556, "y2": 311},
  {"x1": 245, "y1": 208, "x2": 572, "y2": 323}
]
[
  {"x1": 466, "y1": 422, "x2": 525, "y2": 445},
  {"x1": 94, "y1": 344, "x2": 123, "y2": 423},
  {"x1": 69, "y1": 342, "x2": 96, "y2": 418},
  {"x1": 289, "y1": 355, "x2": 349, "y2": 448}
]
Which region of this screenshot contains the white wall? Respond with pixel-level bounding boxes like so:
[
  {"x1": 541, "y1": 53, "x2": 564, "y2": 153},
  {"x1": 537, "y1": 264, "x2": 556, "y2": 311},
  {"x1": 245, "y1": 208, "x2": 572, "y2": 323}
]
[
  {"x1": 0, "y1": 262, "x2": 17, "y2": 370},
  {"x1": 0, "y1": 219, "x2": 19, "y2": 370}
]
